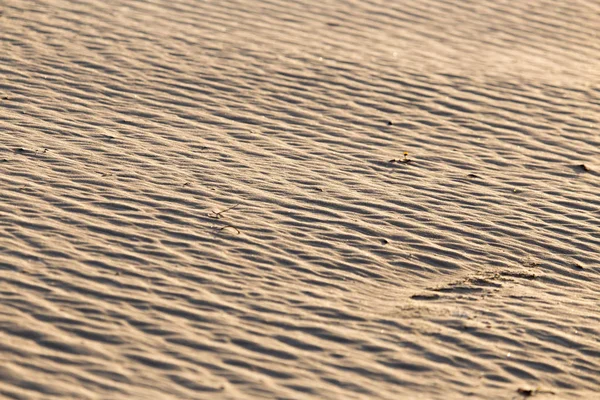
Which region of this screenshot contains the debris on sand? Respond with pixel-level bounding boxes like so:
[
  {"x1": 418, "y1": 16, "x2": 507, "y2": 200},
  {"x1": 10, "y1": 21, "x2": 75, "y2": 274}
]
[
  {"x1": 208, "y1": 203, "x2": 240, "y2": 219},
  {"x1": 578, "y1": 164, "x2": 590, "y2": 172},
  {"x1": 389, "y1": 152, "x2": 412, "y2": 164},
  {"x1": 516, "y1": 387, "x2": 556, "y2": 397}
]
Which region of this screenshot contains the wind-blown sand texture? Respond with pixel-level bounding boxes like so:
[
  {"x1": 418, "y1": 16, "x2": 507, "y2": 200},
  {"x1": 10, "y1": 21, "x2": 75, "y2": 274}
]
[{"x1": 1, "y1": 0, "x2": 599, "y2": 399}]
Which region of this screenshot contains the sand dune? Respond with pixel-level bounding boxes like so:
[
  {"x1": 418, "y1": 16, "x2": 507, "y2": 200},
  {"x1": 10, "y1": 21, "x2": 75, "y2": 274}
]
[{"x1": 1, "y1": 0, "x2": 599, "y2": 398}]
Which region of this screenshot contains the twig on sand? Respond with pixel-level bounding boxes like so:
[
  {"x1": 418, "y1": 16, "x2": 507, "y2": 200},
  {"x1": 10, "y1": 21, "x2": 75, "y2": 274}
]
[
  {"x1": 218, "y1": 225, "x2": 240, "y2": 235},
  {"x1": 516, "y1": 387, "x2": 556, "y2": 397},
  {"x1": 208, "y1": 203, "x2": 240, "y2": 219}
]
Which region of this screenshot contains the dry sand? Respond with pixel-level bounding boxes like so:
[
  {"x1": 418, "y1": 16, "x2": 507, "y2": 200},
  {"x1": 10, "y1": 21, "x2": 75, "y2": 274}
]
[{"x1": 1, "y1": 0, "x2": 599, "y2": 399}]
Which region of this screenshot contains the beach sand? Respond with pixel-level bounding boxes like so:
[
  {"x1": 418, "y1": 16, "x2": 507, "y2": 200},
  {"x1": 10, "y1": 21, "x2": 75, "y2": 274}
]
[{"x1": 1, "y1": 0, "x2": 599, "y2": 398}]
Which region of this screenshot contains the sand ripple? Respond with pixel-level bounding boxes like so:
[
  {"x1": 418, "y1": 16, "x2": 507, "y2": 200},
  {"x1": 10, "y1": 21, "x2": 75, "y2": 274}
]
[{"x1": 1, "y1": 0, "x2": 599, "y2": 398}]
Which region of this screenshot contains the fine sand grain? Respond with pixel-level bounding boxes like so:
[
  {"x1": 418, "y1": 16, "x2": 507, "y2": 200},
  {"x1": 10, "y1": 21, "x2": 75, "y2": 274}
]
[{"x1": 1, "y1": 0, "x2": 599, "y2": 399}]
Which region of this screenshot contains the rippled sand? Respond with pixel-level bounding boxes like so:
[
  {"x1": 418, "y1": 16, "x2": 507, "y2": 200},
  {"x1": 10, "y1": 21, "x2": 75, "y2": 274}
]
[{"x1": 1, "y1": 1, "x2": 599, "y2": 399}]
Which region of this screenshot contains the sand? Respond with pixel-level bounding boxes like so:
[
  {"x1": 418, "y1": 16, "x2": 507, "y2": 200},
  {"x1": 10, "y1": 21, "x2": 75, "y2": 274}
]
[{"x1": 1, "y1": 0, "x2": 599, "y2": 399}]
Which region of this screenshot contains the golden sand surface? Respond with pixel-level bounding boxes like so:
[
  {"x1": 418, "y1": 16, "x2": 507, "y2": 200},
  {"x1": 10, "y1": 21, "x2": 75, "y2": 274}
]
[{"x1": 1, "y1": 1, "x2": 599, "y2": 398}]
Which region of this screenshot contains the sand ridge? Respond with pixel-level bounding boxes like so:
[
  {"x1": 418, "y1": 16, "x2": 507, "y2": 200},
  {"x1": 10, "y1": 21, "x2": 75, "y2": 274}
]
[{"x1": 1, "y1": 0, "x2": 599, "y2": 399}]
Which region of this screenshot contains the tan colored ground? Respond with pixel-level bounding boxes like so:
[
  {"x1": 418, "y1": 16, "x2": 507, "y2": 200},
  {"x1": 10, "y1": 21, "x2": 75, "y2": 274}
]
[{"x1": 1, "y1": 0, "x2": 599, "y2": 399}]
